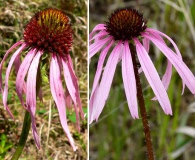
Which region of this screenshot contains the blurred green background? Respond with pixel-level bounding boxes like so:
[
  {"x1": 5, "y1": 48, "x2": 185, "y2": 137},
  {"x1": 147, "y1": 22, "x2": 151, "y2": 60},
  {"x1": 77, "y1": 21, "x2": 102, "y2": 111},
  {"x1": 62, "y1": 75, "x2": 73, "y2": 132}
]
[
  {"x1": 0, "y1": 0, "x2": 87, "y2": 159},
  {"x1": 89, "y1": 0, "x2": 195, "y2": 160}
]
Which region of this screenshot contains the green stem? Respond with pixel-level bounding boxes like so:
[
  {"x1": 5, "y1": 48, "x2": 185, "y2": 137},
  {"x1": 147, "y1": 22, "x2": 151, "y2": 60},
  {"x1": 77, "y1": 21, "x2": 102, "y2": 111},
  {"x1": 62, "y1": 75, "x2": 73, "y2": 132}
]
[
  {"x1": 11, "y1": 62, "x2": 41, "y2": 159},
  {"x1": 130, "y1": 43, "x2": 154, "y2": 160},
  {"x1": 11, "y1": 110, "x2": 31, "y2": 160}
]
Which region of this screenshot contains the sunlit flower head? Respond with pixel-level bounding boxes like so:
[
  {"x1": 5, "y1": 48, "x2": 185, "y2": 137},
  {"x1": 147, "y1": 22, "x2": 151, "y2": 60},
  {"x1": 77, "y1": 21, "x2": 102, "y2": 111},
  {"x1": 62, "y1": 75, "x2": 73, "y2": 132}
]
[
  {"x1": 89, "y1": 8, "x2": 195, "y2": 124},
  {"x1": 0, "y1": 8, "x2": 84, "y2": 151}
]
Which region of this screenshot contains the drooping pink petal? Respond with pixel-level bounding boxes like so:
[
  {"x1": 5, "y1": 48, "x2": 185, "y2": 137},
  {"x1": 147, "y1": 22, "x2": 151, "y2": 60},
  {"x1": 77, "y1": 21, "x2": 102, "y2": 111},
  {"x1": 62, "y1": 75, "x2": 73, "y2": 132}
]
[
  {"x1": 62, "y1": 57, "x2": 81, "y2": 131},
  {"x1": 134, "y1": 38, "x2": 172, "y2": 115},
  {"x1": 62, "y1": 58, "x2": 77, "y2": 106},
  {"x1": 143, "y1": 34, "x2": 195, "y2": 94},
  {"x1": 151, "y1": 61, "x2": 172, "y2": 101},
  {"x1": 65, "y1": 87, "x2": 73, "y2": 109},
  {"x1": 141, "y1": 35, "x2": 166, "y2": 75},
  {"x1": 144, "y1": 30, "x2": 186, "y2": 93},
  {"x1": 14, "y1": 54, "x2": 21, "y2": 74},
  {"x1": 143, "y1": 32, "x2": 173, "y2": 100},
  {"x1": 161, "y1": 61, "x2": 172, "y2": 90},
  {"x1": 90, "y1": 40, "x2": 114, "y2": 100},
  {"x1": 50, "y1": 54, "x2": 77, "y2": 151},
  {"x1": 26, "y1": 50, "x2": 42, "y2": 149},
  {"x1": 143, "y1": 37, "x2": 150, "y2": 53},
  {"x1": 142, "y1": 33, "x2": 173, "y2": 96},
  {"x1": 122, "y1": 41, "x2": 138, "y2": 119},
  {"x1": 89, "y1": 85, "x2": 98, "y2": 123},
  {"x1": 66, "y1": 54, "x2": 85, "y2": 119},
  {"x1": 90, "y1": 30, "x2": 108, "y2": 43},
  {"x1": 89, "y1": 24, "x2": 106, "y2": 40},
  {"x1": 89, "y1": 36, "x2": 113, "y2": 59},
  {"x1": 66, "y1": 53, "x2": 74, "y2": 68},
  {"x1": 146, "y1": 28, "x2": 182, "y2": 59},
  {"x1": 139, "y1": 37, "x2": 150, "y2": 75},
  {"x1": 0, "y1": 41, "x2": 24, "y2": 92},
  {"x1": 89, "y1": 40, "x2": 114, "y2": 122},
  {"x1": 16, "y1": 49, "x2": 36, "y2": 108},
  {"x1": 2, "y1": 43, "x2": 26, "y2": 118},
  {"x1": 90, "y1": 41, "x2": 122, "y2": 123}
]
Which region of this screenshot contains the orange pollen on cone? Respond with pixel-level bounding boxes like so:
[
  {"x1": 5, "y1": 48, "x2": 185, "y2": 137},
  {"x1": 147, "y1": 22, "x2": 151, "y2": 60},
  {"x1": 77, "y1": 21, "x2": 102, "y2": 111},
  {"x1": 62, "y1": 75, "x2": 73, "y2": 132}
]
[{"x1": 24, "y1": 8, "x2": 72, "y2": 54}]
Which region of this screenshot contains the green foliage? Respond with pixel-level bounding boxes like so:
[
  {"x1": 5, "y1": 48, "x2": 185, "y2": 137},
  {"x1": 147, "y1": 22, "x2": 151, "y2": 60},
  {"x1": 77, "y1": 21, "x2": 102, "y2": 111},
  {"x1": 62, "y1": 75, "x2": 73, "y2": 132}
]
[
  {"x1": 0, "y1": 134, "x2": 13, "y2": 159},
  {"x1": 67, "y1": 106, "x2": 87, "y2": 123}
]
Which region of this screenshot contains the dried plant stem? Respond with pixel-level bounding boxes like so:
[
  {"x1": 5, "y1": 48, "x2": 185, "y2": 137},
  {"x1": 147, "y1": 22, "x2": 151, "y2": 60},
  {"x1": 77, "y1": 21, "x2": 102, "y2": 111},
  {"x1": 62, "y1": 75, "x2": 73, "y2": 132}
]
[
  {"x1": 11, "y1": 111, "x2": 31, "y2": 160},
  {"x1": 130, "y1": 44, "x2": 154, "y2": 160}
]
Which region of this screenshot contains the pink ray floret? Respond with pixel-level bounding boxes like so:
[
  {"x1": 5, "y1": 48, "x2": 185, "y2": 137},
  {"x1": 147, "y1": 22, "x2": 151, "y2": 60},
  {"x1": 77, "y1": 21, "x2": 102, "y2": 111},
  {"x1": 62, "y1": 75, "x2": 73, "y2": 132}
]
[
  {"x1": 50, "y1": 54, "x2": 76, "y2": 151},
  {"x1": 0, "y1": 8, "x2": 84, "y2": 151},
  {"x1": 0, "y1": 42, "x2": 84, "y2": 151},
  {"x1": 89, "y1": 23, "x2": 195, "y2": 124}
]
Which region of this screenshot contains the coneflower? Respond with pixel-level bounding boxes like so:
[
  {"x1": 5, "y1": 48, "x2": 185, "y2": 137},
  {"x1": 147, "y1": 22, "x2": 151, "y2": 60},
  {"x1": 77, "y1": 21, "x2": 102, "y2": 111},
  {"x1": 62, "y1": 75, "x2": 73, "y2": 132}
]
[
  {"x1": 89, "y1": 8, "x2": 195, "y2": 159},
  {"x1": 0, "y1": 8, "x2": 84, "y2": 151},
  {"x1": 89, "y1": 8, "x2": 195, "y2": 122}
]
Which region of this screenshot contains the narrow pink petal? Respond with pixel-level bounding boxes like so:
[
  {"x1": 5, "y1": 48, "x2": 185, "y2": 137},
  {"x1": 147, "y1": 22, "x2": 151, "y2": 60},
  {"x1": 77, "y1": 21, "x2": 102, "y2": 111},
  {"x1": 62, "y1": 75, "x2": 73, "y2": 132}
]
[
  {"x1": 16, "y1": 49, "x2": 36, "y2": 108},
  {"x1": 89, "y1": 40, "x2": 114, "y2": 122},
  {"x1": 65, "y1": 88, "x2": 73, "y2": 109},
  {"x1": 0, "y1": 41, "x2": 24, "y2": 92},
  {"x1": 90, "y1": 30, "x2": 108, "y2": 43},
  {"x1": 143, "y1": 37, "x2": 150, "y2": 53},
  {"x1": 26, "y1": 50, "x2": 42, "y2": 149},
  {"x1": 138, "y1": 38, "x2": 150, "y2": 75},
  {"x1": 90, "y1": 41, "x2": 122, "y2": 122},
  {"x1": 146, "y1": 28, "x2": 182, "y2": 59},
  {"x1": 134, "y1": 38, "x2": 172, "y2": 115},
  {"x1": 66, "y1": 54, "x2": 84, "y2": 119},
  {"x1": 143, "y1": 33, "x2": 174, "y2": 94},
  {"x1": 139, "y1": 37, "x2": 150, "y2": 75},
  {"x1": 90, "y1": 40, "x2": 114, "y2": 99},
  {"x1": 145, "y1": 30, "x2": 173, "y2": 100},
  {"x1": 89, "y1": 85, "x2": 98, "y2": 124},
  {"x1": 62, "y1": 58, "x2": 81, "y2": 131},
  {"x1": 2, "y1": 44, "x2": 26, "y2": 118},
  {"x1": 50, "y1": 54, "x2": 77, "y2": 151},
  {"x1": 89, "y1": 36, "x2": 113, "y2": 59},
  {"x1": 62, "y1": 59, "x2": 77, "y2": 106},
  {"x1": 66, "y1": 54, "x2": 74, "y2": 68},
  {"x1": 144, "y1": 30, "x2": 186, "y2": 93},
  {"x1": 89, "y1": 24, "x2": 106, "y2": 40},
  {"x1": 161, "y1": 61, "x2": 172, "y2": 90},
  {"x1": 122, "y1": 41, "x2": 138, "y2": 119},
  {"x1": 14, "y1": 54, "x2": 21, "y2": 73},
  {"x1": 152, "y1": 61, "x2": 172, "y2": 101},
  {"x1": 143, "y1": 34, "x2": 195, "y2": 94}
]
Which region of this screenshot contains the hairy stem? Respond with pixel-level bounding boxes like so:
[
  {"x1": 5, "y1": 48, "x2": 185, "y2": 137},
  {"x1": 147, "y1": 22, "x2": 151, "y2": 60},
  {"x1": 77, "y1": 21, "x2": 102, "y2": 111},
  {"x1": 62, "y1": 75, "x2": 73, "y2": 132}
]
[
  {"x1": 130, "y1": 43, "x2": 154, "y2": 160},
  {"x1": 11, "y1": 110, "x2": 31, "y2": 160}
]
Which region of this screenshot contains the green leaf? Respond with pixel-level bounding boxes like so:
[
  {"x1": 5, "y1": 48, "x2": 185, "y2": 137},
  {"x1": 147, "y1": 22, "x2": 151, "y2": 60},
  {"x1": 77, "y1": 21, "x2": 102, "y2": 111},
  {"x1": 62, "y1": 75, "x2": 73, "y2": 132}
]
[
  {"x1": 67, "y1": 113, "x2": 77, "y2": 123},
  {"x1": 0, "y1": 134, "x2": 6, "y2": 148}
]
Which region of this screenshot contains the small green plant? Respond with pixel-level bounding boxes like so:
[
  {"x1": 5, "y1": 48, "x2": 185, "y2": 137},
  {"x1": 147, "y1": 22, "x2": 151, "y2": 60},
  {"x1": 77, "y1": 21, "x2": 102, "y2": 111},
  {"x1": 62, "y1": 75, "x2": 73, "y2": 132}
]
[{"x1": 0, "y1": 134, "x2": 13, "y2": 159}]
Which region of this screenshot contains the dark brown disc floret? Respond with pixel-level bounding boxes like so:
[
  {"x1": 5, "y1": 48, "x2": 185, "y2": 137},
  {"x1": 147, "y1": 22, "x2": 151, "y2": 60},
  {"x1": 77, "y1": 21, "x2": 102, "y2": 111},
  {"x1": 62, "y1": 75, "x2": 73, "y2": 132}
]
[
  {"x1": 24, "y1": 8, "x2": 72, "y2": 55},
  {"x1": 105, "y1": 8, "x2": 147, "y2": 41}
]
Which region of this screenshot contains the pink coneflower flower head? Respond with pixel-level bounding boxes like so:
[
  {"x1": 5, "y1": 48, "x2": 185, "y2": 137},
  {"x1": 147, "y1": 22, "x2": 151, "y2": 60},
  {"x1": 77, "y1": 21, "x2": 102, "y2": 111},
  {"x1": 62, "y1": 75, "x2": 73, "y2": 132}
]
[
  {"x1": 89, "y1": 8, "x2": 195, "y2": 124},
  {"x1": 0, "y1": 8, "x2": 84, "y2": 151}
]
